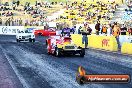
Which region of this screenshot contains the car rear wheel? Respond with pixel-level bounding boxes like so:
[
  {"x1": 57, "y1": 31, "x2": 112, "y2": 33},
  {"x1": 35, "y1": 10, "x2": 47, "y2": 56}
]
[
  {"x1": 47, "y1": 50, "x2": 50, "y2": 55},
  {"x1": 80, "y1": 48, "x2": 85, "y2": 57},
  {"x1": 32, "y1": 39, "x2": 35, "y2": 42},
  {"x1": 47, "y1": 46, "x2": 50, "y2": 55},
  {"x1": 38, "y1": 33, "x2": 42, "y2": 36},
  {"x1": 46, "y1": 40, "x2": 48, "y2": 45}
]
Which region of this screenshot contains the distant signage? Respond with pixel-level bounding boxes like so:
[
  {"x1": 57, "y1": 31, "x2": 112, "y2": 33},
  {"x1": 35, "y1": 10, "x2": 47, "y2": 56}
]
[
  {"x1": 102, "y1": 39, "x2": 110, "y2": 47},
  {"x1": 76, "y1": 66, "x2": 130, "y2": 85},
  {"x1": 0, "y1": 26, "x2": 24, "y2": 35},
  {"x1": 2, "y1": 27, "x2": 19, "y2": 34}
]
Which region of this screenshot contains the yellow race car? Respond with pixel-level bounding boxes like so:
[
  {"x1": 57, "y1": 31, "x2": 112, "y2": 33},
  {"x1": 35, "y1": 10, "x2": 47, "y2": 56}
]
[{"x1": 46, "y1": 35, "x2": 85, "y2": 57}]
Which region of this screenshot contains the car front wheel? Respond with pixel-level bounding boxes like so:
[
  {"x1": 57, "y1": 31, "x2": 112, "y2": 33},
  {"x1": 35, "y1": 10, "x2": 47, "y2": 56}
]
[
  {"x1": 16, "y1": 39, "x2": 20, "y2": 42},
  {"x1": 55, "y1": 47, "x2": 61, "y2": 57}
]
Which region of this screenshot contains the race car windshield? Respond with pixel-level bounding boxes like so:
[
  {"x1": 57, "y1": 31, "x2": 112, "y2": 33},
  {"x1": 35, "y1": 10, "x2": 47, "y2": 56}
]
[
  {"x1": 48, "y1": 27, "x2": 56, "y2": 31},
  {"x1": 25, "y1": 30, "x2": 32, "y2": 33},
  {"x1": 18, "y1": 31, "x2": 25, "y2": 33},
  {"x1": 18, "y1": 30, "x2": 32, "y2": 33}
]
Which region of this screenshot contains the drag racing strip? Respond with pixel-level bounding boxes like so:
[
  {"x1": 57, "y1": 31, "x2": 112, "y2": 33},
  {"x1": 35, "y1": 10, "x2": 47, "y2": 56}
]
[
  {"x1": 0, "y1": 44, "x2": 129, "y2": 88},
  {"x1": 0, "y1": 35, "x2": 132, "y2": 88},
  {"x1": 11, "y1": 39, "x2": 114, "y2": 88},
  {"x1": 0, "y1": 44, "x2": 82, "y2": 88},
  {"x1": 0, "y1": 38, "x2": 105, "y2": 88},
  {"x1": 0, "y1": 45, "x2": 23, "y2": 88},
  {"x1": 0, "y1": 45, "x2": 30, "y2": 88}
]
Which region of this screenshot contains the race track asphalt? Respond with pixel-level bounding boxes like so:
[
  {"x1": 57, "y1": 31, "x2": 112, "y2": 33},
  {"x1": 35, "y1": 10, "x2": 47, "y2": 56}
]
[{"x1": 0, "y1": 35, "x2": 132, "y2": 88}]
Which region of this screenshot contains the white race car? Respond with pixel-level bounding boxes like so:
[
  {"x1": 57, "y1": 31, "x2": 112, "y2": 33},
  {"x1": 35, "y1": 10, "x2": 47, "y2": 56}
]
[{"x1": 16, "y1": 30, "x2": 35, "y2": 42}]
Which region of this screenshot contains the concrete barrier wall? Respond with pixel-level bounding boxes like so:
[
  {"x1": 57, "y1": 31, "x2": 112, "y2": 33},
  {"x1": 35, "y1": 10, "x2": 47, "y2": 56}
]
[
  {"x1": 71, "y1": 34, "x2": 118, "y2": 51},
  {"x1": 121, "y1": 42, "x2": 132, "y2": 54},
  {"x1": 88, "y1": 35, "x2": 118, "y2": 51},
  {"x1": 71, "y1": 34, "x2": 84, "y2": 48}
]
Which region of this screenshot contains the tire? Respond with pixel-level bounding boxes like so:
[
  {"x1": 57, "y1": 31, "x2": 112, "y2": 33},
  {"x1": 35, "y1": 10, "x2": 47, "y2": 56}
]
[
  {"x1": 55, "y1": 47, "x2": 61, "y2": 57},
  {"x1": 46, "y1": 40, "x2": 48, "y2": 45},
  {"x1": 38, "y1": 33, "x2": 42, "y2": 36},
  {"x1": 29, "y1": 39, "x2": 32, "y2": 42},
  {"x1": 47, "y1": 46, "x2": 50, "y2": 55},
  {"x1": 32, "y1": 39, "x2": 35, "y2": 42},
  {"x1": 47, "y1": 51, "x2": 50, "y2": 55},
  {"x1": 47, "y1": 49, "x2": 50, "y2": 55},
  {"x1": 16, "y1": 39, "x2": 20, "y2": 42},
  {"x1": 80, "y1": 48, "x2": 85, "y2": 57}
]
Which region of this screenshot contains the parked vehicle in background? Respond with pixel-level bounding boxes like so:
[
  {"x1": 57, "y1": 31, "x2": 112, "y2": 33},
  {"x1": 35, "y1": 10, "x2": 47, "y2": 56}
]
[
  {"x1": 34, "y1": 28, "x2": 56, "y2": 36},
  {"x1": 34, "y1": 22, "x2": 57, "y2": 36},
  {"x1": 16, "y1": 30, "x2": 35, "y2": 42}
]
